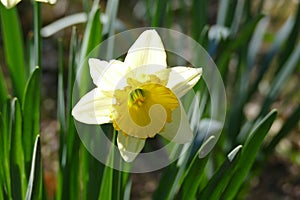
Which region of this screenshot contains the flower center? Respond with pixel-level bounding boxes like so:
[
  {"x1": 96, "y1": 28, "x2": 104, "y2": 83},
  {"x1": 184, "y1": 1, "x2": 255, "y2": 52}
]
[
  {"x1": 128, "y1": 88, "x2": 146, "y2": 107},
  {"x1": 112, "y1": 83, "x2": 179, "y2": 138}
]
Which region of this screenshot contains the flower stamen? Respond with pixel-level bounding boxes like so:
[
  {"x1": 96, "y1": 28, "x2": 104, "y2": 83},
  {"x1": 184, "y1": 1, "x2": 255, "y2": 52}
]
[{"x1": 128, "y1": 88, "x2": 146, "y2": 107}]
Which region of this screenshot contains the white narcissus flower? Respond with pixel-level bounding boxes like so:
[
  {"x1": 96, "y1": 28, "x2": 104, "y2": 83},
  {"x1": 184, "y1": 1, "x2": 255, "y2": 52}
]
[
  {"x1": 208, "y1": 25, "x2": 230, "y2": 42},
  {"x1": 1, "y1": 0, "x2": 20, "y2": 8},
  {"x1": 36, "y1": 0, "x2": 56, "y2": 4},
  {"x1": 72, "y1": 30, "x2": 202, "y2": 162},
  {"x1": 1, "y1": 0, "x2": 56, "y2": 9}
]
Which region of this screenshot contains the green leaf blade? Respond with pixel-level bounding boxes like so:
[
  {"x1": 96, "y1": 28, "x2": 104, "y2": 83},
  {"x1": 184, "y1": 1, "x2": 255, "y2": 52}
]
[
  {"x1": 10, "y1": 98, "x2": 27, "y2": 199},
  {"x1": 98, "y1": 132, "x2": 116, "y2": 200},
  {"x1": 25, "y1": 135, "x2": 42, "y2": 200},
  {"x1": 199, "y1": 145, "x2": 243, "y2": 200},
  {"x1": 0, "y1": 5, "x2": 27, "y2": 100},
  {"x1": 22, "y1": 67, "x2": 41, "y2": 168},
  {"x1": 222, "y1": 109, "x2": 277, "y2": 200}
]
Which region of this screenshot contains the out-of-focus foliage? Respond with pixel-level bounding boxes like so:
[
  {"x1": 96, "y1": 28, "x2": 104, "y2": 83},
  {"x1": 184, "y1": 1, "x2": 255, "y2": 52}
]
[{"x1": 0, "y1": 0, "x2": 299, "y2": 200}]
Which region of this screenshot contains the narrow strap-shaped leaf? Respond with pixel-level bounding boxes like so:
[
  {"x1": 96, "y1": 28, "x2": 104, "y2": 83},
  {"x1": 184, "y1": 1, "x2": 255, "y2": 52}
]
[
  {"x1": 41, "y1": 12, "x2": 125, "y2": 38},
  {"x1": 179, "y1": 156, "x2": 209, "y2": 200},
  {"x1": 56, "y1": 27, "x2": 80, "y2": 200},
  {"x1": 151, "y1": 0, "x2": 168, "y2": 27},
  {"x1": 78, "y1": 4, "x2": 104, "y2": 200},
  {"x1": 230, "y1": 0, "x2": 245, "y2": 36},
  {"x1": 224, "y1": 0, "x2": 239, "y2": 27},
  {"x1": 57, "y1": 39, "x2": 66, "y2": 139},
  {"x1": 0, "y1": 181, "x2": 4, "y2": 200},
  {"x1": 25, "y1": 135, "x2": 42, "y2": 200},
  {"x1": 32, "y1": 1, "x2": 41, "y2": 70},
  {"x1": 123, "y1": 178, "x2": 132, "y2": 200},
  {"x1": 247, "y1": 16, "x2": 269, "y2": 69},
  {"x1": 79, "y1": 132, "x2": 105, "y2": 199},
  {"x1": 256, "y1": 0, "x2": 264, "y2": 14},
  {"x1": 0, "y1": 4, "x2": 26, "y2": 100},
  {"x1": 98, "y1": 131, "x2": 116, "y2": 200},
  {"x1": 66, "y1": 26, "x2": 78, "y2": 158},
  {"x1": 216, "y1": 0, "x2": 230, "y2": 26},
  {"x1": 152, "y1": 162, "x2": 179, "y2": 200},
  {"x1": 104, "y1": 0, "x2": 119, "y2": 35},
  {"x1": 178, "y1": 136, "x2": 215, "y2": 200},
  {"x1": 0, "y1": 68, "x2": 8, "y2": 105},
  {"x1": 0, "y1": 112, "x2": 8, "y2": 199},
  {"x1": 154, "y1": 136, "x2": 214, "y2": 200},
  {"x1": 79, "y1": 146, "x2": 90, "y2": 199},
  {"x1": 218, "y1": 14, "x2": 264, "y2": 76},
  {"x1": 41, "y1": 13, "x2": 87, "y2": 37},
  {"x1": 79, "y1": 7, "x2": 102, "y2": 64},
  {"x1": 58, "y1": 27, "x2": 78, "y2": 168},
  {"x1": 260, "y1": 43, "x2": 300, "y2": 116},
  {"x1": 246, "y1": 15, "x2": 294, "y2": 102},
  {"x1": 0, "y1": 99, "x2": 12, "y2": 199},
  {"x1": 277, "y1": 3, "x2": 300, "y2": 69},
  {"x1": 22, "y1": 67, "x2": 41, "y2": 169},
  {"x1": 227, "y1": 16, "x2": 269, "y2": 143},
  {"x1": 86, "y1": 154, "x2": 104, "y2": 199},
  {"x1": 199, "y1": 145, "x2": 242, "y2": 200},
  {"x1": 103, "y1": 0, "x2": 119, "y2": 59},
  {"x1": 112, "y1": 157, "x2": 122, "y2": 200},
  {"x1": 191, "y1": 0, "x2": 207, "y2": 40},
  {"x1": 78, "y1": 8, "x2": 102, "y2": 97},
  {"x1": 265, "y1": 104, "x2": 300, "y2": 156},
  {"x1": 244, "y1": 0, "x2": 252, "y2": 20},
  {"x1": 222, "y1": 109, "x2": 277, "y2": 200},
  {"x1": 0, "y1": 113, "x2": 4, "y2": 193},
  {"x1": 55, "y1": 38, "x2": 71, "y2": 198},
  {"x1": 10, "y1": 98, "x2": 27, "y2": 199}
]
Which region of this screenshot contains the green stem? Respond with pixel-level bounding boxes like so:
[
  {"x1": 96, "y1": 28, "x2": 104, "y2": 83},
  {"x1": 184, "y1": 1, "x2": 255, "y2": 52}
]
[
  {"x1": 29, "y1": 0, "x2": 41, "y2": 176},
  {"x1": 33, "y1": 1, "x2": 41, "y2": 70}
]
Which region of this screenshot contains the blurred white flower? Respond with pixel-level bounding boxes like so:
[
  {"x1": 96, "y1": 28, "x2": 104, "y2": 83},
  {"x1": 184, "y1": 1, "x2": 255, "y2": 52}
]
[
  {"x1": 208, "y1": 25, "x2": 230, "y2": 42},
  {"x1": 1, "y1": 0, "x2": 56, "y2": 9}
]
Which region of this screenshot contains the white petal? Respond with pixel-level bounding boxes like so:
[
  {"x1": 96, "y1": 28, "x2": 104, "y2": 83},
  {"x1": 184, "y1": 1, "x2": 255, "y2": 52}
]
[
  {"x1": 159, "y1": 102, "x2": 193, "y2": 144},
  {"x1": 124, "y1": 30, "x2": 167, "y2": 68},
  {"x1": 117, "y1": 131, "x2": 145, "y2": 162},
  {"x1": 1, "y1": 0, "x2": 21, "y2": 8},
  {"x1": 125, "y1": 64, "x2": 167, "y2": 84},
  {"x1": 72, "y1": 88, "x2": 112, "y2": 124},
  {"x1": 89, "y1": 58, "x2": 109, "y2": 86},
  {"x1": 165, "y1": 67, "x2": 202, "y2": 98},
  {"x1": 89, "y1": 58, "x2": 130, "y2": 90}
]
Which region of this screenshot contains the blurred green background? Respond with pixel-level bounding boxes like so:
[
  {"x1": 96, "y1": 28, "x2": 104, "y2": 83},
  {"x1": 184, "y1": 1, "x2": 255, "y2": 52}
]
[{"x1": 0, "y1": 0, "x2": 299, "y2": 199}]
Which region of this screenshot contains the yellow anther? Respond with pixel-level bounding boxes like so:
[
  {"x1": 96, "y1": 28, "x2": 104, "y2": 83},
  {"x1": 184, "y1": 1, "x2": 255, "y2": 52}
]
[{"x1": 128, "y1": 88, "x2": 146, "y2": 107}]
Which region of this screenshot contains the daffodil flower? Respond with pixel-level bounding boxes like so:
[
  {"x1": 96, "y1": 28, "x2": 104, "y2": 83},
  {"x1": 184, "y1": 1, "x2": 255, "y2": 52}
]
[
  {"x1": 1, "y1": 0, "x2": 56, "y2": 9},
  {"x1": 72, "y1": 30, "x2": 202, "y2": 162}
]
